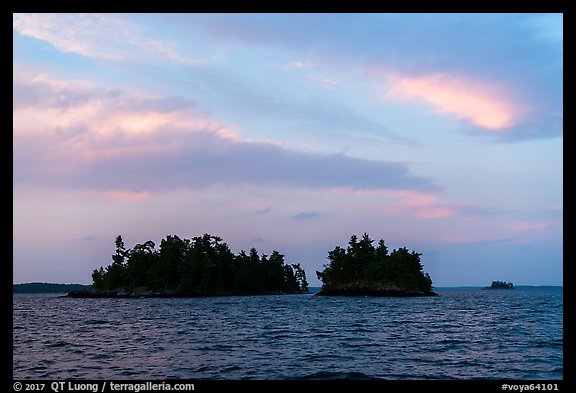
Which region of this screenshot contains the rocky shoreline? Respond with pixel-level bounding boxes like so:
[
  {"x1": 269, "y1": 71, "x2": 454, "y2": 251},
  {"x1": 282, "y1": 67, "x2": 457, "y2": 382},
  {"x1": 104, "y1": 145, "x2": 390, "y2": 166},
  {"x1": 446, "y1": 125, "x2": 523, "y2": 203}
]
[
  {"x1": 315, "y1": 283, "x2": 438, "y2": 297},
  {"x1": 66, "y1": 287, "x2": 307, "y2": 298}
]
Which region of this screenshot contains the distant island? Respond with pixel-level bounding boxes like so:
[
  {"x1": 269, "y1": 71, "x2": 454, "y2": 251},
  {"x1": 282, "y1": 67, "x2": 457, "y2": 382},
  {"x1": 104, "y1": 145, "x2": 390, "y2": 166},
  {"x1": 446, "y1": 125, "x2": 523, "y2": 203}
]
[
  {"x1": 13, "y1": 282, "x2": 88, "y2": 293},
  {"x1": 316, "y1": 233, "x2": 437, "y2": 297},
  {"x1": 68, "y1": 234, "x2": 308, "y2": 298},
  {"x1": 483, "y1": 280, "x2": 514, "y2": 290}
]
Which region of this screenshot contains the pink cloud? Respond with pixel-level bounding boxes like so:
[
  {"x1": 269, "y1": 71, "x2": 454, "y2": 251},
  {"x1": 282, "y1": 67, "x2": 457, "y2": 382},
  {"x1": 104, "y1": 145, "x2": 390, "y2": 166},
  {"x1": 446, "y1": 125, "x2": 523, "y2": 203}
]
[
  {"x1": 416, "y1": 208, "x2": 456, "y2": 219},
  {"x1": 103, "y1": 190, "x2": 153, "y2": 201},
  {"x1": 512, "y1": 222, "x2": 550, "y2": 232},
  {"x1": 287, "y1": 61, "x2": 316, "y2": 69},
  {"x1": 313, "y1": 76, "x2": 338, "y2": 87},
  {"x1": 14, "y1": 73, "x2": 437, "y2": 195},
  {"x1": 386, "y1": 72, "x2": 527, "y2": 130},
  {"x1": 441, "y1": 234, "x2": 494, "y2": 244},
  {"x1": 337, "y1": 190, "x2": 459, "y2": 220},
  {"x1": 382, "y1": 191, "x2": 455, "y2": 218},
  {"x1": 12, "y1": 72, "x2": 247, "y2": 164},
  {"x1": 13, "y1": 13, "x2": 204, "y2": 65}
]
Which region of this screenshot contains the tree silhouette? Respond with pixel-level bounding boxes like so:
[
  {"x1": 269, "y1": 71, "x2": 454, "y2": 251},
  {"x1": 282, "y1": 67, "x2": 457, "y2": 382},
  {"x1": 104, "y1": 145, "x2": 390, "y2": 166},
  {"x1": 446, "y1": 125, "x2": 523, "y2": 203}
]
[
  {"x1": 316, "y1": 233, "x2": 435, "y2": 296},
  {"x1": 88, "y1": 233, "x2": 308, "y2": 296},
  {"x1": 486, "y1": 280, "x2": 514, "y2": 289}
]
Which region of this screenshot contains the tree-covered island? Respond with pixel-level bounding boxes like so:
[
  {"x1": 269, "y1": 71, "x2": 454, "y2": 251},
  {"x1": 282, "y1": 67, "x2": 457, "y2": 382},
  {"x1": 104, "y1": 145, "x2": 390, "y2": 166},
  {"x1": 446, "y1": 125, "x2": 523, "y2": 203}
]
[
  {"x1": 483, "y1": 280, "x2": 514, "y2": 290},
  {"x1": 13, "y1": 282, "x2": 88, "y2": 293},
  {"x1": 68, "y1": 234, "x2": 308, "y2": 298},
  {"x1": 316, "y1": 233, "x2": 437, "y2": 296}
]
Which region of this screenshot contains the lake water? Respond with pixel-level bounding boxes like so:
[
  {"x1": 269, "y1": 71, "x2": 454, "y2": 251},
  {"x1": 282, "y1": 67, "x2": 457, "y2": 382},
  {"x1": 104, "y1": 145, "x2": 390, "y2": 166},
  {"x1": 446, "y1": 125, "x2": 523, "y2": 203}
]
[{"x1": 13, "y1": 287, "x2": 563, "y2": 380}]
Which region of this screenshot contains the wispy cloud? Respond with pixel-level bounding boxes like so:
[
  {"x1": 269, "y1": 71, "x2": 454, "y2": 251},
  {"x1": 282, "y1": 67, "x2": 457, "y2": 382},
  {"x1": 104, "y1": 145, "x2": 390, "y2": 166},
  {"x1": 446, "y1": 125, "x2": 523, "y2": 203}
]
[
  {"x1": 186, "y1": 65, "x2": 413, "y2": 147},
  {"x1": 255, "y1": 207, "x2": 271, "y2": 215},
  {"x1": 102, "y1": 191, "x2": 154, "y2": 202},
  {"x1": 440, "y1": 235, "x2": 514, "y2": 245},
  {"x1": 287, "y1": 61, "x2": 317, "y2": 69},
  {"x1": 290, "y1": 211, "x2": 322, "y2": 221},
  {"x1": 376, "y1": 190, "x2": 472, "y2": 220},
  {"x1": 177, "y1": 13, "x2": 561, "y2": 141},
  {"x1": 520, "y1": 14, "x2": 563, "y2": 43},
  {"x1": 512, "y1": 222, "x2": 550, "y2": 232},
  {"x1": 13, "y1": 13, "x2": 205, "y2": 65},
  {"x1": 324, "y1": 188, "x2": 487, "y2": 222},
  {"x1": 386, "y1": 73, "x2": 527, "y2": 131}
]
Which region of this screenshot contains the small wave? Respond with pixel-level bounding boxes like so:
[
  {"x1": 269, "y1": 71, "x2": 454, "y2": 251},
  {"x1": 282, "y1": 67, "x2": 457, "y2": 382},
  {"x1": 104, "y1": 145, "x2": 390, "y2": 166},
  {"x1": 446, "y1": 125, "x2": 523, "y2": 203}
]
[
  {"x1": 117, "y1": 369, "x2": 140, "y2": 376},
  {"x1": 47, "y1": 341, "x2": 72, "y2": 348},
  {"x1": 352, "y1": 327, "x2": 376, "y2": 333},
  {"x1": 197, "y1": 344, "x2": 243, "y2": 352},
  {"x1": 451, "y1": 359, "x2": 481, "y2": 368},
  {"x1": 310, "y1": 332, "x2": 334, "y2": 338},
  {"x1": 28, "y1": 365, "x2": 48, "y2": 371},
  {"x1": 394, "y1": 319, "x2": 417, "y2": 324},
  {"x1": 301, "y1": 353, "x2": 347, "y2": 361},
  {"x1": 341, "y1": 342, "x2": 383, "y2": 348},
  {"x1": 85, "y1": 319, "x2": 110, "y2": 325},
  {"x1": 220, "y1": 365, "x2": 241, "y2": 373},
  {"x1": 267, "y1": 334, "x2": 294, "y2": 340},
  {"x1": 297, "y1": 371, "x2": 379, "y2": 380},
  {"x1": 213, "y1": 301, "x2": 232, "y2": 306},
  {"x1": 192, "y1": 365, "x2": 211, "y2": 373},
  {"x1": 89, "y1": 353, "x2": 112, "y2": 360},
  {"x1": 535, "y1": 338, "x2": 563, "y2": 348}
]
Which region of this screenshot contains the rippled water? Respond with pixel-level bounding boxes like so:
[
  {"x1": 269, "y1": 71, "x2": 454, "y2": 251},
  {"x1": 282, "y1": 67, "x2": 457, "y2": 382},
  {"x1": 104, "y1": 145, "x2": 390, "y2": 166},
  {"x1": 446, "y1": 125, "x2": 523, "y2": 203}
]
[{"x1": 13, "y1": 287, "x2": 563, "y2": 380}]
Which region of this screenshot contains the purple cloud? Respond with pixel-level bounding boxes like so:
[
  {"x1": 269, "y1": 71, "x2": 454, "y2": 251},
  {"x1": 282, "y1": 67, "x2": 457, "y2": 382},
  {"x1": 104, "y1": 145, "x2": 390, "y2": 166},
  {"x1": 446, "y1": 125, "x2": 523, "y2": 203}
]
[
  {"x1": 13, "y1": 76, "x2": 439, "y2": 194},
  {"x1": 290, "y1": 211, "x2": 323, "y2": 221}
]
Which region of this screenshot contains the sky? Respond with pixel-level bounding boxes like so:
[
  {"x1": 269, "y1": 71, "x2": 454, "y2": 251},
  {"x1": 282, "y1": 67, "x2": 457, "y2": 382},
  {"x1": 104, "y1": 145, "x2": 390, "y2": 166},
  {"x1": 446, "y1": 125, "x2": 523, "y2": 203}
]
[{"x1": 13, "y1": 13, "x2": 563, "y2": 287}]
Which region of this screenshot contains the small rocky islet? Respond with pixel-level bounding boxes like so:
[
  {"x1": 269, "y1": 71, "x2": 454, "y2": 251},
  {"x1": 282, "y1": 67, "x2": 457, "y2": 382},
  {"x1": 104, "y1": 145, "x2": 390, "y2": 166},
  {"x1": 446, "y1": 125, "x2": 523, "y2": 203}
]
[{"x1": 483, "y1": 280, "x2": 514, "y2": 290}]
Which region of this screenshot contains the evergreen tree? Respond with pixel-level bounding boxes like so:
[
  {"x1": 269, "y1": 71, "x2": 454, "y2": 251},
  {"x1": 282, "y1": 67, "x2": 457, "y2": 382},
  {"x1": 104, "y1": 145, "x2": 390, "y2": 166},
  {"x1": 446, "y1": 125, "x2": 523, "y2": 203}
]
[
  {"x1": 316, "y1": 233, "x2": 434, "y2": 295},
  {"x1": 89, "y1": 233, "x2": 308, "y2": 296},
  {"x1": 292, "y1": 263, "x2": 309, "y2": 292}
]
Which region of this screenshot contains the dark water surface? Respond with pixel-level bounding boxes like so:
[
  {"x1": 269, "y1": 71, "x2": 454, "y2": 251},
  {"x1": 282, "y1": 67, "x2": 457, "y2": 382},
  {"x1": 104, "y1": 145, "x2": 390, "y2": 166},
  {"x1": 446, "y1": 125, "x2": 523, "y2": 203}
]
[{"x1": 13, "y1": 287, "x2": 563, "y2": 380}]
